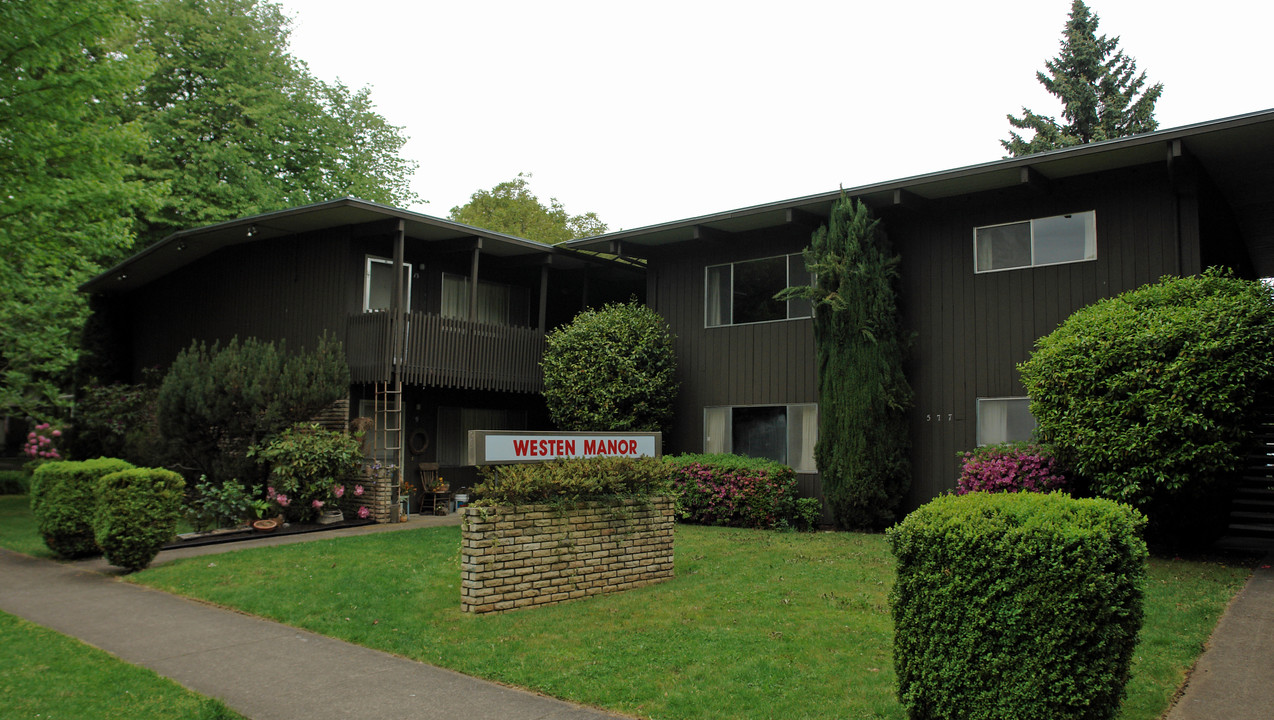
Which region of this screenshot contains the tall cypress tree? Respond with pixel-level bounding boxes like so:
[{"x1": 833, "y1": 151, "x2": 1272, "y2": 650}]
[
  {"x1": 780, "y1": 196, "x2": 912, "y2": 529},
  {"x1": 1003, "y1": 0, "x2": 1163, "y2": 156}
]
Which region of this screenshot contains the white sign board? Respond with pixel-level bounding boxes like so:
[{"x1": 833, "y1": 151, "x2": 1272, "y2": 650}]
[{"x1": 467, "y1": 431, "x2": 662, "y2": 465}]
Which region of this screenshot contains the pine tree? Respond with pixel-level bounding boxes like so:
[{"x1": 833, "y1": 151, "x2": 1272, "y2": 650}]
[
  {"x1": 779, "y1": 197, "x2": 912, "y2": 530},
  {"x1": 1002, "y1": 0, "x2": 1163, "y2": 157}
]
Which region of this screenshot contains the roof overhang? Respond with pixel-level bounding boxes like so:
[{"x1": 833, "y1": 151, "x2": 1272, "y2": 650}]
[
  {"x1": 564, "y1": 108, "x2": 1274, "y2": 274},
  {"x1": 82, "y1": 197, "x2": 619, "y2": 295}
]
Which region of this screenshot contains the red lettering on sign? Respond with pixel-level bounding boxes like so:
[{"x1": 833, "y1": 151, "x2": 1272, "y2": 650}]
[
  {"x1": 565, "y1": 440, "x2": 576, "y2": 455},
  {"x1": 583, "y1": 439, "x2": 597, "y2": 454},
  {"x1": 513, "y1": 440, "x2": 529, "y2": 456}
]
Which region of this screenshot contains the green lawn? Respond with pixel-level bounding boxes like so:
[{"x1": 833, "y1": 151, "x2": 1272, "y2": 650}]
[
  {"x1": 0, "y1": 610, "x2": 244, "y2": 719},
  {"x1": 0, "y1": 494, "x2": 53, "y2": 558},
  {"x1": 126, "y1": 524, "x2": 1251, "y2": 720}
]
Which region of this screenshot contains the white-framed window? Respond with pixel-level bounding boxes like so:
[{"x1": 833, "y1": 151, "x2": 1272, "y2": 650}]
[
  {"x1": 976, "y1": 397, "x2": 1037, "y2": 445},
  {"x1": 705, "y1": 253, "x2": 812, "y2": 327},
  {"x1": 364, "y1": 256, "x2": 414, "y2": 312},
  {"x1": 441, "y1": 273, "x2": 529, "y2": 327},
  {"x1": 974, "y1": 211, "x2": 1097, "y2": 273},
  {"x1": 436, "y1": 407, "x2": 527, "y2": 466},
  {"x1": 704, "y1": 404, "x2": 818, "y2": 473}
]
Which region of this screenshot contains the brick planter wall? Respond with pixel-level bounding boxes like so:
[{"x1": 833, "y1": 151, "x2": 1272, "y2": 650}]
[{"x1": 461, "y1": 497, "x2": 675, "y2": 614}]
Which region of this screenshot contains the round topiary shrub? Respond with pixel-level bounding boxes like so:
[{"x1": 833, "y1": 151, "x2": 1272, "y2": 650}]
[
  {"x1": 541, "y1": 300, "x2": 677, "y2": 434},
  {"x1": 94, "y1": 468, "x2": 186, "y2": 571},
  {"x1": 30, "y1": 458, "x2": 135, "y2": 558},
  {"x1": 1019, "y1": 269, "x2": 1274, "y2": 545},
  {"x1": 887, "y1": 492, "x2": 1147, "y2": 720}
]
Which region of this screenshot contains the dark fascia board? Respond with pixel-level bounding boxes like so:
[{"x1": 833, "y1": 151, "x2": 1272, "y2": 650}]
[
  {"x1": 563, "y1": 108, "x2": 1274, "y2": 252},
  {"x1": 81, "y1": 197, "x2": 598, "y2": 294}
]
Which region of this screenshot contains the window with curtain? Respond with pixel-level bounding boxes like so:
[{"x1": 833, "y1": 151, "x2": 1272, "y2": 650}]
[
  {"x1": 974, "y1": 211, "x2": 1097, "y2": 272},
  {"x1": 705, "y1": 254, "x2": 812, "y2": 327},
  {"x1": 440, "y1": 273, "x2": 529, "y2": 326},
  {"x1": 975, "y1": 397, "x2": 1036, "y2": 445},
  {"x1": 704, "y1": 404, "x2": 818, "y2": 473}
]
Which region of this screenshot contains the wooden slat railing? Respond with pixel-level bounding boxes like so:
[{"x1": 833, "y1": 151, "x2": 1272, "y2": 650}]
[{"x1": 346, "y1": 312, "x2": 545, "y2": 393}]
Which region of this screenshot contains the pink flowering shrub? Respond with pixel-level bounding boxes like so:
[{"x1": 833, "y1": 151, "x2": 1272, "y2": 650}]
[
  {"x1": 24, "y1": 423, "x2": 64, "y2": 462},
  {"x1": 956, "y1": 443, "x2": 1066, "y2": 495},
  {"x1": 666, "y1": 454, "x2": 819, "y2": 530}
]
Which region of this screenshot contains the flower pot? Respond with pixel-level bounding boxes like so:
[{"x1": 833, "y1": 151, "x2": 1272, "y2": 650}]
[{"x1": 317, "y1": 509, "x2": 344, "y2": 525}]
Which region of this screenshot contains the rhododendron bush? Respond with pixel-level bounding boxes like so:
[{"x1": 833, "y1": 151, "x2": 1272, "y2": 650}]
[
  {"x1": 956, "y1": 443, "x2": 1066, "y2": 495},
  {"x1": 666, "y1": 454, "x2": 820, "y2": 530}
]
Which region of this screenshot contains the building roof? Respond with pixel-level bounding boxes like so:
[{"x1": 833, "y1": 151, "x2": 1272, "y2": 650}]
[
  {"x1": 563, "y1": 108, "x2": 1274, "y2": 275},
  {"x1": 81, "y1": 197, "x2": 609, "y2": 295}
]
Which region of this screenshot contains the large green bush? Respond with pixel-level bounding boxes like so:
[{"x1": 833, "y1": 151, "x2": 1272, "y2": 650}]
[
  {"x1": 94, "y1": 468, "x2": 185, "y2": 571},
  {"x1": 68, "y1": 368, "x2": 164, "y2": 467},
  {"x1": 1019, "y1": 269, "x2": 1274, "y2": 544},
  {"x1": 30, "y1": 458, "x2": 135, "y2": 558},
  {"x1": 158, "y1": 334, "x2": 349, "y2": 487},
  {"x1": 541, "y1": 300, "x2": 677, "y2": 435},
  {"x1": 665, "y1": 453, "x2": 820, "y2": 530},
  {"x1": 779, "y1": 196, "x2": 911, "y2": 530},
  {"x1": 474, "y1": 456, "x2": 669, "y2": 506},
  {"x1": 249, "y1": 424, "x2": 362, "y2": 522},
  {"x1": 887, "y1": 492, "x2": 1147, "y2": 720}
]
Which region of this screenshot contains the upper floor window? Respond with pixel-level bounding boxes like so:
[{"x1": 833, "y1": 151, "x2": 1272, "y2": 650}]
[
  {"x1": 974, "y1": 211, "x2": 1096, "y2": 273},
  {"x1": 364, "y1": 256, "x2": 413, "y2": 312},
  {"x1": 705, "y1": 253, "x2": 812, "y2": 327},
  {"x1": 976, "y1": 397, "x2": 1036, "y2": 445},
  {"x1": 441, "y1": 273, "x2": 529, "y2": 327}
]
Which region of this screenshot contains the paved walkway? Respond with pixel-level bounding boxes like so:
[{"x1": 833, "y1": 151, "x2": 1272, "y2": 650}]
[
  {"x1": 2, "y1": 514, "x2": 1272, "y2": 719},
  {"x1": 0, "y1": 515, "x2": 628, "y2": 720}
]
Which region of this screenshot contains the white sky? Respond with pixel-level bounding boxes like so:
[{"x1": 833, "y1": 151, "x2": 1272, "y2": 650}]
[{"x1": 277, "y1": 0, "x2": 1274, "y2": 233}]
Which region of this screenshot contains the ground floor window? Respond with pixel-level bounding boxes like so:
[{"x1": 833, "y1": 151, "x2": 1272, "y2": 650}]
[
  {"x1": 976, "y1": 397, "x2": 1036, "y2": 445},
  {"x1": 436, "y1": 407, "x2": 527, "y2": 466},
  {"x1": 703, "y1": 404, "x2": 817, "y2": 473}
]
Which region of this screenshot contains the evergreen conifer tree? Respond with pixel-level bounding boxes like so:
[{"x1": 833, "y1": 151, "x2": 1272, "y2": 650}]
[
  {"x1": 1003, "y1": 0, "x2": 1163, "y2": 156},
  {"x1": 779, "y1": 197, "x2": 912, "y2": 529}
]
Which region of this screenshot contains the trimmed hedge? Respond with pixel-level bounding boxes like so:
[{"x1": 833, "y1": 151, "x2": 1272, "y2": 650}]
[
  {"x1": 474, "y1": 456, "x2": 669, "y2": 506},
  {"x1": 0, "y1": 470, "x2": 30, "y2": 495},
  {"x1": 666, "y1": 453, "x2": 820, "y2": 530},
  {"x1": 95, "y1": 468, "x2": 186, "y2": 571},
  {"x1": 30, "y1": 458, "x2": 135, "y2": 558},
  {"x1": 886, "y1": 492, "x2": 1147, "y2": 720}
]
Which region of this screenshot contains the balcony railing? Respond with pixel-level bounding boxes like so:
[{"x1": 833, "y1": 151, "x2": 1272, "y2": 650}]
[{"x1": 346, "y1": 311, "x2": 545, "y2": 393}]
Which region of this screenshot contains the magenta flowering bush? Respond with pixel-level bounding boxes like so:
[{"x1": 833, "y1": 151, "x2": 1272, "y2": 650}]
[
  {"x1": 956, "y1": 443, "x2": 1066, "y2": 495},
  {"x1": 24, "y1": 423, "x2": 64, "y2": 461},
  {"x1": 666, "y1": 454, "x2": 817, "y2": 530},
  {"x1": 249, "y1": 425, "x2": 362, "y2": 522}
]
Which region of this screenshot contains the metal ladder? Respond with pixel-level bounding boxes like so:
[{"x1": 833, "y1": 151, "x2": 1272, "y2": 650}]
[{"x1": 372, "y1": 380, "x2": 405, "y2": 515}]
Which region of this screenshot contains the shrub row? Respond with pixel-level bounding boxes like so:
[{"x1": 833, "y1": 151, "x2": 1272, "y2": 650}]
[
  {"x1": 30, "y1": 459, "x2": 185, "y2": 570},
  {"x1": 0, "y1": 470, "x2": 31, "y2": 495},
  {"x1": 887, "y1": 492, "x2": 1147, "y2": 720},
  {"x1": 474, "y1": 456, "x2": 669, "y2": 506},
  {"x1": 666, "y1": 453, "x2": 821, "y2": 530}
]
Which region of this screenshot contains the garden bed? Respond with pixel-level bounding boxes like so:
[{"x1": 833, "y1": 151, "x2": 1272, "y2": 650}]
[{"x1": 163, "y1": 517, "x2": 376, "y2": 549}]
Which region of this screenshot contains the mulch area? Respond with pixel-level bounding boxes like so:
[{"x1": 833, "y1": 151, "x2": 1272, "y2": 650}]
[{"x1": 162, "y1": 517, "x2": 377, "y2": 550}]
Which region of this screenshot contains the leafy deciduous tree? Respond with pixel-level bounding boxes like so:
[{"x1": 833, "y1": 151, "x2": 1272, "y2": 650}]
[
  {"x1": 0, "y1": 0, "x2": 157, "y2": 420},
  {"x1": 449, "y1": 173, "x2": 607, "y2": 244},
  {"x1": 779, "y1": 196, "x2": 912, "y2": 530},
  {"x1": 1002, "y1": 0, "x2": 1163, "y2": 157},
  {"x1": 131, "y1": 0, "x2": 419, "y2": 247}
]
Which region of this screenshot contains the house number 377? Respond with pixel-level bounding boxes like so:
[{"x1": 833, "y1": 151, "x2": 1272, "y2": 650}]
[{"x1": 925, "y1": 413, "x2": 953, "y2": 422}]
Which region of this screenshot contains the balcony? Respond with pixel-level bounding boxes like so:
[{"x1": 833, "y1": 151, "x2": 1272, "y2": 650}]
[{"x1": 346, "y1": 311, "x2": 546, "y2": 393}]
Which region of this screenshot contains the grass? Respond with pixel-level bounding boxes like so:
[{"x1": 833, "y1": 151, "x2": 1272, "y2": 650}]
[
  {"x1": 0, "y1": 494, "x2": 53, "y2": 558},
  {"x1": 126, "y1": 524, "x2": 1252, "y2": 720},
  {"x1": 0, "y1": 610, "x2": 244, "y2": 719}
]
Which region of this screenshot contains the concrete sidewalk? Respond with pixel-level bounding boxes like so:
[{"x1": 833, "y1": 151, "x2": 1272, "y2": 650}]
[
  {"x1": 1164, "y1": 554, "x2": 1274, "y2": 720},
  {"x1": 0, "y1": 518, "x2": 629, "y2": 720}
]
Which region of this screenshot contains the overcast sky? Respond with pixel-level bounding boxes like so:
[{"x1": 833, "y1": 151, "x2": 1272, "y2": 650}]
[{"x1": 277, "y1": 0, "x2": 1273, "y2": 233}]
